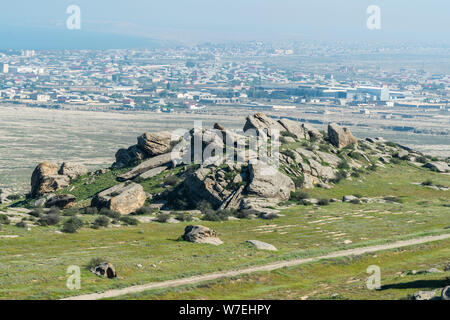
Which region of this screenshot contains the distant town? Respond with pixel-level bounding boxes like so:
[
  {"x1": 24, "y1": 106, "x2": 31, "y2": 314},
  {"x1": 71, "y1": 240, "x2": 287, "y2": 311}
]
[{"x1": 0, "y1": 41, "x2": 448, "y2": 115}]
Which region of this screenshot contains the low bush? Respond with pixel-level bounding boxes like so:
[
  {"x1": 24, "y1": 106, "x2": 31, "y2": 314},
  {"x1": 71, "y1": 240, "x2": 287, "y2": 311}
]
[
  {"x1": 155, "y1": 212, "x2": 170, "y2": 223},
  {"x1": 81, "y1": 207, "x2": 98, "y2": 215},
  {"x1": 290, "y1": 191, "x2": 309, "y2": 202},
  {"x1": 175, "y1": 212, "x2": 193, "y2": 222},
  {"x1": 99, "y1": 208, "x2": 121, "y2": 220},
  {"x1": 133, "y1": 206, "x2": 154, "y2": 215},
  {"x1": 0, "y1": 214, "x2": 11, "y2": 225},
  {"x1": 93, "y1": 216, "x2": 110, "y2": 228},
  {"x1": 120, "y1": 216, "x2": 139, "y2": 226},
  {"x1": 38, "y1": 213, "x2": 60, "y2": 226},
  {"x1": 318, "y1": 199, "x2": 330, "y2": 206},
  {"x1": 62, "y1": 217, "x2": 83, "y2": 233}
]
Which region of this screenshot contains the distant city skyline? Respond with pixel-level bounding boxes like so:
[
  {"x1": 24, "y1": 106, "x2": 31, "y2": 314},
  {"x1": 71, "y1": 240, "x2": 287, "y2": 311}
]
[{"x1": 0, "y1": 0, "x2": 449, "y2": 48}]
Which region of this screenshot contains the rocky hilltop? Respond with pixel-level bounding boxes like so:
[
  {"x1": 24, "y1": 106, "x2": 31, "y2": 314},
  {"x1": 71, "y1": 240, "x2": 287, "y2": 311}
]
[{"x1": 22, "y1": 113, "x2": 449, "y2": 219}]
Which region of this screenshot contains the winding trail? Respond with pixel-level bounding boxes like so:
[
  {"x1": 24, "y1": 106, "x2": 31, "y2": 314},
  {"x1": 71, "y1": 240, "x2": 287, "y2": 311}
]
[{"x1": 62, "y1": 233, "x2": 450, "y2": 300}]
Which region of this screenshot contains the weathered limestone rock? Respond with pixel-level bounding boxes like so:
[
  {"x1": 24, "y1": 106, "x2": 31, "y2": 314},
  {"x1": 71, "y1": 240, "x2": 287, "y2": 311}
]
[
  {"x1": 90, "y1": 262, "x2": 117, "y2": 279},
  {"x1": 137, "y1": 131, "x2": 173, "y2": 156},
  {"x1": 58, "y1": 162, "x2": 88, "y2": 180},
  {"x1": 243, "y1": 113, "x2": 285, "y2": 136},
  {"x1": 302, "y1": 124, "x2": 323, "y2": 140},
  {"x1": 31, "y1": 162, "x2": 70, "y2": 196},
  {"x1": 247, "y1": 163, "x2": 295, "y2": 200},
  {"x1": 278, "y1": 118, "x2": 307, "y2": 139},
  {"x1": 328, "y1": 123, "x2": 358, "y2": 148},
  {"x1": 117, "y1": 153, "x2": 174, "y2": 181},
  {"x1": 246, "y1": 240, "x2": 277, "y2": 251},
  {"x1": 137, "y1": 166, "x2": 168, "y2": 180},
  {"x1": 182, "y1": 225, "x2": 223, "y2": 245},
  {"x1": 343, "y1": 195, "x2": 359, "y2": 202},
  {"x1": 218, "y1": 185, "x2": 245, "y2": 210},
  {"x1": 423, "y1": 161, "x2": 449, "y2": 173},
  {"x1": 183, "y1": 167, "x2": 224, "y2": 209},
  {"x1": 412, "y1": 290, "x2": 437, "y2": 300},
  {"x1": 91, "y1": 182, "x2": 146, "y2": 215},
  {"x1": 45, "y1": 194, "x2": 76, "y2": 209},
  {"x1": 114, "y1": 145, "x2": 146, "y2": 168}
]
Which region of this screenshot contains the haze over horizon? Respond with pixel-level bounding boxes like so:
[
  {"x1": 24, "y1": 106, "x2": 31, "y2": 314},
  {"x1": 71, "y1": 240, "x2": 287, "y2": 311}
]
[{"x1": 0, "y1": 0, "x2": 448, "y2": 49}]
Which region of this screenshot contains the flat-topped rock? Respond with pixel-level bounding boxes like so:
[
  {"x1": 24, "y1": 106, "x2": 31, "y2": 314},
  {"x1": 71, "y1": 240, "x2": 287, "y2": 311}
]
[
  {"x1": 91, "y1": 182, "x2": 146, "y2": 215},
  {"x1": 247, "y1": 163, "x2": 295, "y2": 200},
  {"x1": 246, "y1": 240, "x2": 278, "y2": 251},
  {"x1": 117, "y1": 153, "x2": 174, "y2": 181},
  {"x1": 137, "y1": 131, "x2": 173, "y2": 156}
]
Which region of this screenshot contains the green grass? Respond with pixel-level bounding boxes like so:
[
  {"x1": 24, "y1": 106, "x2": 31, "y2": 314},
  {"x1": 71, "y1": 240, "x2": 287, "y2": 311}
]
[
  {"x1": 0, "y1": 162, "x2": 448, "y2": 299},
  {"x1": 115, "y1": 239, "x2": 450, "y2": 300}
]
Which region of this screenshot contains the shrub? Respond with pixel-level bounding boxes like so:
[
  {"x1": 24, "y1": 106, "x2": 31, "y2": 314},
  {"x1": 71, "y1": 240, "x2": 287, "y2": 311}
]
[
  {"x1": 0, "y1": 214, "x2": 10, "y2": 225},
  {"x1": 175, "y1": 212, "x2": 193, "y2": 222},
  {"x1": 353, "y1": 193, "x2": 362, "y2": 198},
  {"x1": 99, "y1": 208, "x2": 121, "y2": 219},
  {"x1": 7, "y1": 194, "x2": 21, "y2": 201},
  {"x1": 155, "y1": 212, "x2": 170, "y2": 223},
  {"x1": 202, "y1": 210, "x2": 232, "y2": 221},
  {"x1": 15, "y1": 221, "x2": 27, "y2": 228},
  {"x1": 391, "y1": 158, "x2": 401, "y2": 165},
  {"x1": 281, "y1": 149, "x2": 296, "y2": 160},
  {"x1": 337, "y1": 160, "x2": 350, "y2": 170},
  {"x1": 38, "y1": 213, "x2": 60, "y2": 226},
  {"x1": 421, "y1": 179, "x2": 433, "y2": 186},
  {"x1": 29, "y1": 208, "x2": 43, "y2": 218},
  {"x1": 350, "y1": 199, "x2": 361, "y2": 204},
  {"x1": 198, "y1": 200, "x2": 213, "y2": 214},
  {"x1": 368, "y1": 163, "x2": 377, "y2": 171},
  {"x1": 235, "y1": 210, "x2": 252, "y2": 219},
  {"x1": 93, "y1": 216, "x2": 110, "y2": 228},
  {"x1": 291, "y1": 176, "x2": 305, "y2": 189},
  {"x1": 62, "y1": 217, "x2": 83, "y2": 233},
  {"x1": 318, "y1": 199, "x2": 330, "y2": 206},
  {"x1": 87, "y1": 257, "x2": 106, "y2": 270},
  {"x1": 47, "y1": 207, "x2": 60, "y2": 215},
  {"x1": 384, "y1": 196, "x2": 404, "y2": 203},
  {"x1": 120, "y1": 216, "x2": 139, "y2": 226},
  {"x1": 290, "y1": 191, "x2": 309, "y2": 202},
  {"x1": 280, "y1": 131, "x2": 297, "y2": 139},
  {"x1": 81, "y1": 207, "x2": 98, "y2": 215},
  {"x1": 63, "y1": 208, "x2": 78, "y2": 216},
  {"x1": 416, "y1": 156, "x2": 427, "y2": 164},
  {"x1": 133, "y1": 206, "x2": 154, "y2": 215},
  {"x1": 261, "y1": 213, "x2": 278, "y2": 220},
  {"x1": 331, "y1": 170, "x2": 347, "y2": 183},
  {"x1": 164, "y1": 175, "x2": 180, "y2": 186},
  {"x1": 349, "y1": 151, "x2": 364, "y2": 161}
]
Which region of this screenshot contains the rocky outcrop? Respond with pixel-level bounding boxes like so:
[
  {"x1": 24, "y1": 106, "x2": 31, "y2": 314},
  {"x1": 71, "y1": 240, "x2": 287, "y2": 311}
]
[
  {"x1": 183, "y1": 167, "x2": 228, "y2": 209},
  {"x1": 278, "y1": 118, "x2": 307, "y2": 139},
  {"x1": 302, "y1": 124, "x2": 323, "y2": 140},
  {"x1": 243, "y1": 113, "x2": 285, "y2": 136},
  {"x1": 247, "y1": 163, "x2": 295, "y2": 200},
  {"x1": 137, "y1": 131, "x2": 173, "y2": 156},
  {"x1": 31, "y1": 162, "x2": 70, "y2": 196},
  {"x1": 328, "y1": 123, "x2": 358, "y2": 148},
  {"x1": 58, "y1": 162, "x2": 88, "y2": 180},
  {"x1": 117, "y1": 153, "x2": 174, "y2": 181},
  {"x1": 246, "y1": 240, "x2": 277, "y2": 251},
  {"x1": 138, "y1": 166, "x2": 168, "y2": 180},
  {"x1": 45, "y1": 194, "x2": 76, "y2": 209},
  {"x1": 182, "y1": 225, "x2": 223, "y2": 245},
  {"x1": 91, "y1": 182, "x2": 146, "y2": 215},
  {"x1": 114, "y1": 145, "x2": 146, "y2": 168}
]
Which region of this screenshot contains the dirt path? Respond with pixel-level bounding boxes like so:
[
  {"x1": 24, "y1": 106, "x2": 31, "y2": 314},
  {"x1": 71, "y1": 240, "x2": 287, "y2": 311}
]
[{"x1": 63, "y1": 233, "x2": 450, "y2": 300}]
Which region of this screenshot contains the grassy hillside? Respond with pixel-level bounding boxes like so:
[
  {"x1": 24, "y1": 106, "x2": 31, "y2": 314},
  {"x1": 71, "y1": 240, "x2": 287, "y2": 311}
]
[{"x1": 0, "y1": 162, "x2": 448, "y2": 299}]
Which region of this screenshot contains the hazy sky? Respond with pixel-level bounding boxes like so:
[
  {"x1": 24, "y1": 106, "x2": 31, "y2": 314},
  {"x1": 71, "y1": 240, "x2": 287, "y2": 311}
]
[{"x1": 0, "y1": 0, "x2": 448, "y2": 46}]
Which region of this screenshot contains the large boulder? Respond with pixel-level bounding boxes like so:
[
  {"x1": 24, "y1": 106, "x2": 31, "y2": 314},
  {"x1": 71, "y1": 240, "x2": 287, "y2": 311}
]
[
  {"x1": 442, "y1": 286, "x2": 450, "y2": 300},
  {"x1": 423, "y1": 161, "x2": 450, "y2": 173},
  {"x1": 328, "y1": 123, "x2": 358, "y2": 148},
  {"x1": 114, "y1": 145, "x2": 146, "y2": 168},
  {"x1": 58, "y1": 162, "x2": 88, "y2": 180},
  {"x1": 243, "y1": 113, "x2": 285, "y2": 136},
  {"x1": 91, "y1": 182, "x2": 146, "y2": 215},
  {"x1": 90, "y1": 262, "x2": 117, "y2": 279},
  {"x1": 45, "y1": 194, "x2": 76, "y2": 209},
  {"x1": 247, "y1": 163, "x2": 295, "y2": 200},
  {"x1": 182, "y1": 225, "x2": 223, "y2": 245},
  {"x1": 278, "y1": 118, "x2": 307, "y2": 139},
  {"x1": 137, "y1": 131, "x2": 173, "y2": 156},
  {"x1": 31, "y1": 162, "x2": 70, "y2": 197}
]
